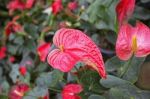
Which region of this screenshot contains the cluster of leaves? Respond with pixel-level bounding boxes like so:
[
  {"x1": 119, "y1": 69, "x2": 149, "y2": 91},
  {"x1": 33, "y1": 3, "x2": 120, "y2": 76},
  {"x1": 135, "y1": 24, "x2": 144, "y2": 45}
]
[{"x1": 0, "y1": 0, "x2": 150, "y2": 99}]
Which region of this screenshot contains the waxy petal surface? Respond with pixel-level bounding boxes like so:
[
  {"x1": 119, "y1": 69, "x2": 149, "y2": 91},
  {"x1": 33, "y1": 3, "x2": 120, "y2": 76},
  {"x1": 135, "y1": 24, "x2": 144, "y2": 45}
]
[
  {"x1": 116, "y1": 0, "x2": 135, "y2": 26},
  {"x1": 48, "y1": 28, "x2": 106, "y2": 78},
  {"x1": 47, "y1": 49, "x2": 79, "y2": 72},
  {"x1": 136, "y1": 22, "x2": 150, "y2": 57},
  {"x1": 116, "y1": 24, "x2": 133, "y2": 60},
  {"x1": 37, "y1": 42, "x2": 51, "y2": 62},
  {"x1": 62, "y1": 84, "x2": 83, "y2": 99},
  {"x1": 116, "y1": 22, "x2": 150, "y2": 60}
]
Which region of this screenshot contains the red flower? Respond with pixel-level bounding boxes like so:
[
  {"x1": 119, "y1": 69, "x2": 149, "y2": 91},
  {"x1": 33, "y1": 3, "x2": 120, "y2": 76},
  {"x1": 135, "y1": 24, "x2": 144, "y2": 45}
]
[
  {"x1": 116, "y1": 0, "x2": 135, "y2": 26},
  {"x1": 116, "y1": 21, "x2": 150, "y2": 60},
  {"x1": 8, "y1": 83, "x2": 30, "y2": 99},
  {"x1": 67, "y1": 1, "x2": 78, "y2": 11},
  {"x1": 5, "y1": 17, "x2": 22, "y2": 37},
  {"x1": 19, "y1": 66, "x2": 27, "y2": 76},
  {"x1": 62, "y1": 84, "x2": 83, "y2": 99},
  {"x1": 51, "y1": 0, "x2": 63, "y2": 15},
  {"x1": 9, "y1": 56, "x2": 16, "y2": 63},
  {"x1": 25, "y1": 0, "x2": 35, "y2": 9},
  {"x1": 7, "y1": 0, "x2": 35, "y2": 14},
  {"x1": 0, "y1": 46, "x2": 7, "y2": 60},
  {"x1": 47, "y1": 28, "x2": 106, "y2": 78},
  {"x1": 37, "y1": 42, "x2": 51, "y2": 62}
]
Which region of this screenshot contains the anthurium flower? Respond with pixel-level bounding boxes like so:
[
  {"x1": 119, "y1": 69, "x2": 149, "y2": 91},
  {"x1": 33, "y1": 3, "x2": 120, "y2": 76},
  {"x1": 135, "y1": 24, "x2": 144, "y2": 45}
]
[
  {"x1": 0, "y1": 46, "x2": 7, "y2": 60},
  {"x1": 51, "y1": 0, "x2": 63, "y2": 15},
  {"x1": 7, "y1": 0, "x2": 35, "y2": 14},
  {"x1": 19, "y1": 66, "x2": 27, "y2": 76},
  {"x1": 67, "y1": 1, "x2": 78, "y2": 11},
  {"x1": 25, "y1": 0, "x2": 35, "y2": 9},
  {"x1": 37, "y1": 42, "x2": 51, "y2": 62},
  {"x1": 116, "y1": 0, "x2": 135, "y2": 26},
  {"x1": 9, "y1": 56, "x2": 16, "y2": 63},
  {"x1": 5, "y1": 17, "x2": 22, "y2": 37},
  {"x1": 62, "y1": 84, "x2": 83, "y2": 99},
  {"x1": 116, "y1": 22, "x2": 150, "y2": 60},
  {"x1": 47, "y1": 28, "x2": 106, "y2": 78},
  {"x1": 8, "y1": 83, "x2": 30, "y2": 99}
]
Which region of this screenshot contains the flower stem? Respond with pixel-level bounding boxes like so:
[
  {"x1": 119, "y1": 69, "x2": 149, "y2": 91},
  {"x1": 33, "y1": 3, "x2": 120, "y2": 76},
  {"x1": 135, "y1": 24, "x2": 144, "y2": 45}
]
[
  {"x1": 120, "y1": 55, "x2": 134, "y2": 78},
  {"x1": 48, "y1": 87, "x2": 61, "y2": 93}
]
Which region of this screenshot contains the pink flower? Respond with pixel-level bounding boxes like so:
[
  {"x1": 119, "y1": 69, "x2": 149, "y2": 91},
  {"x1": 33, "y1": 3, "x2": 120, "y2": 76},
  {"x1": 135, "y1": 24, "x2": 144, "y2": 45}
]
[
  {"x1": 37, "y1": 42, "x2": 51, "y2": 62},
  {"x1": 19, "y1": 66, "x2": 27, "y2": 76},
  {"x1": 5, "y1": 17, "x2": 22, "y2": 37},
  {"x1": 51, "y1": 0, "x2": 63, "y2": 15},
  {"x1": 7, "y1": 0, "x2": 35, "y2": 14},
  {"x1": 67, "y1": 1, "x2": 78, "y2": 11},
  {"x1": 0, "y1": 46, "x2": 7, "y2": 60},
  {"x1": 116, "y1": 0, "x2": 135, "y2": 26},
  {"x1": 8, "y1": 83, "x2": 30, "y2": 99},
  {"x1": 116, "y1": 22, "x2": 150, "y2": 60},
  {"x1": 47, "y1": 28, "x2": 106, "y2": 78},
  {"x1": 62, "y1": 84, "x2": 83, "y2": 99},
  {"x1": 9, "y1": 56, "x2": 16, "y2": 63}
]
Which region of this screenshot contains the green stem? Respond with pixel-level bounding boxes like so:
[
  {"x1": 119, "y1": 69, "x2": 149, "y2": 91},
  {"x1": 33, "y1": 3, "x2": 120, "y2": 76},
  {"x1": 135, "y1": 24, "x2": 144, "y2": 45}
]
[
  {"x1": 48, "y1": 15, "x2": 54, "y2": 26},
  {"x1": 39, "y1": 32, "x2": 46, "y2": 40},
  {"x1": 48, "y1": 87, "x2": 61, "y2": 93},
  {"x1": 120, "y1": 55, "x2": 134, "y2": 77}
]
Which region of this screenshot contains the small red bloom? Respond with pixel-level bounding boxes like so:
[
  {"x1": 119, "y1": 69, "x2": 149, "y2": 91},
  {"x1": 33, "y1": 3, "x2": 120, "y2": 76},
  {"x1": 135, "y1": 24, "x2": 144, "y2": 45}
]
[
  {"x1": 19, "y1": 66, "x2": 27, "y2": 76},
  {"x1": 116, "y1": 0, "x2": 135, "y2": 26},
  {"x1": 47, "y1": 28, "x2": 106, "y2": 78},
  {"x1": 0, "y1": 46, "x2": 7, "y2": 60},
  {"x1": 37, "y1": 42, "x2": 51, "y2": 62},
  {"x1": 116, "y1": 21, "x2": 150, "y2": 60},
  {"x1": 51, "y1": 0, "x2": 63, "y2": 15},
  {"x1": 5, "y1": 17, "x2": 22, "y2": 37},
  {"x1": 62, "y1": 84, "x2": 83, "y2": 99},
  {"x1": 9, "y1": 83, "x2": 30, "y2": 99},
  {"x1": 7, "y1": 0, "x2": 35, "y2": 14},
  {"x1": 25, "y1": 0, "x2": 35, "y2": 9},
  {"x1": 67, "y1": 1, "x2": 78, "y2": 11},
  {"x1": 9, "y1": 56, "x2": 16, "y2": 63}
]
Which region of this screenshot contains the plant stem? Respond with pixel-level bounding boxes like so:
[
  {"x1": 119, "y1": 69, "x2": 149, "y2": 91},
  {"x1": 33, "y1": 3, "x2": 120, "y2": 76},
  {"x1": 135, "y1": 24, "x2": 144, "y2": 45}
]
[
  {"x1": 48, "y1": 87, "x2": 61, "y2": 93},
  {"x1": 120, "y1": 55, "x2": 134, "y2": 78}
]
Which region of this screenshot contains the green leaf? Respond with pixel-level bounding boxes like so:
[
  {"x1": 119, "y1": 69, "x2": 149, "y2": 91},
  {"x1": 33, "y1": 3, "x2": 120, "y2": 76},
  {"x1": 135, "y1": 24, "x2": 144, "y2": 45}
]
[
  {"x1": 88, "y1": 95, "x2": 105, "y2": 99},
  {"x1": 105, "y1": 31, "x2": 117, "y2": 45},
  {"x1": 23, "y1": 87, "x2": 48, "y2": 99},
  {"x1": 122, "y1": 57, "x2": 145, "y2": 83},
  {"x1": 9, "y1": 64, "x2": 20, "y2": 83},
  {"x1": 81, "y1": 0, "x2": 118, "y2": 31},
  {"x1": 0, "y1": 95, "x2": 8, "y2": 99},
  {"x1": 105, "y1": 56, "x2": 145, "y2": 83},
  {"x1": 105, "y1": 56, "x2": 125, "y2": 72},
  {"x1": 14, "y1": 36, "x2": 24, "y2": 45},
  {"x1": 36, "y1": 70, "x2": 64, "y2": 88},
  {"x1": 24, "y1": 24, "x2": 39, "y2": 39},
  {"x1": 140, "y1": 0, "x2": 150, "y2": 3},
  {"x1": 107, "y1": 87, "x2": 129, "y2": 99},
  {"x1": 79, "y1": 70, "x2": 105, "y2": 94},
  {"x1": 100, "y1": 75, "x2": 127, "y2": 88},
  {"x1": 134, "y1": 6, "x2": 150, "y2": 20},
  {"x1": 7, "y1": 45, "x2": 19, "y2": 54}
]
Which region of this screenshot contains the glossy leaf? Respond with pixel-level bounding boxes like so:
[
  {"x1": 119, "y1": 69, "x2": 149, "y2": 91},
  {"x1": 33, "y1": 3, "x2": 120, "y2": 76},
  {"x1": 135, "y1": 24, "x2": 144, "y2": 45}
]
[{"x1": 36, "y1": 70, "x2": 64, "y2": 88}]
